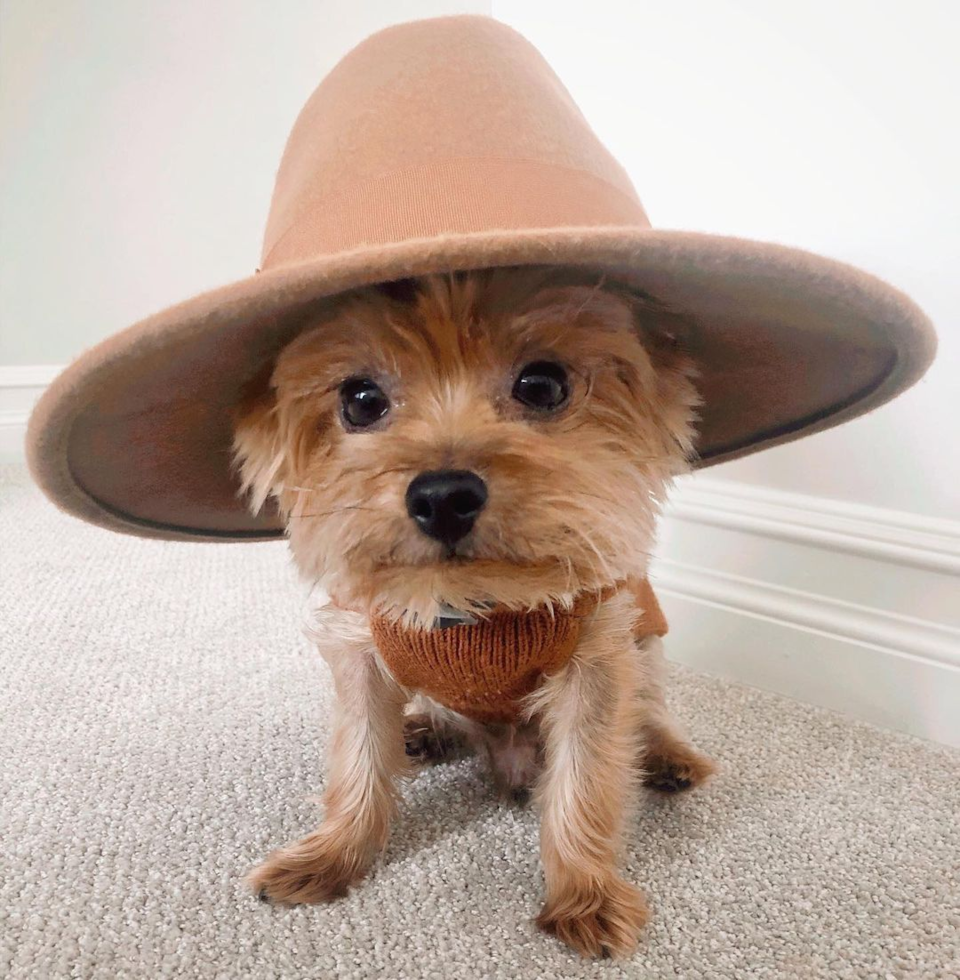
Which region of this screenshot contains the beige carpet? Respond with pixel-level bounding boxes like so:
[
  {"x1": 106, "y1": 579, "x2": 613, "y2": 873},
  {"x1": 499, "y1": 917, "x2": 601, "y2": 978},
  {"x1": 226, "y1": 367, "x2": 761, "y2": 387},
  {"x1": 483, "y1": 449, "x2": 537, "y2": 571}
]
[{"x1": 1, "y1": 463, "x2": 958, "y2": 979}]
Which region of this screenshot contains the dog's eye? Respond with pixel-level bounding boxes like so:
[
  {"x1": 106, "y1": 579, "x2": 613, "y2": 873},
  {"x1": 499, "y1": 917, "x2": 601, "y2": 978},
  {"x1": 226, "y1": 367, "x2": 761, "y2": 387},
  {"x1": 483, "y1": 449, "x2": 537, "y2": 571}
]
[
  {"x1": 340, "y1": 377, "x2": 390, "y2": 429},
  {"x1": 512, "y1": 361, "x2": 569, "y2": 412}
]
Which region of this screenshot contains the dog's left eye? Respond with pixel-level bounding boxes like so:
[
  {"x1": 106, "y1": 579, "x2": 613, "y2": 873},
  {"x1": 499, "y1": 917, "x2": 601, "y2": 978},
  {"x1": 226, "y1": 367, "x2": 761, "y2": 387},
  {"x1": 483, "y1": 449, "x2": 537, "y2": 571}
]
[
  {"x1": 512, "y1": 361, "x2": 569, "y2": 412},
  {"x1": 340, "y1": 377, "x2": 390, "y2": 428}
]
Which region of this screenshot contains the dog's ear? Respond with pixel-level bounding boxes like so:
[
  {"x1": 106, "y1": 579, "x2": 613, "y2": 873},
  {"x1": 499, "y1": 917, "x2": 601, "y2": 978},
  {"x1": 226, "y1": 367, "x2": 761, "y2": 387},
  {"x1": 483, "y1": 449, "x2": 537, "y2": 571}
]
[
  {"x1": 621, "y1": 290, "x2": 702, "y2": 463},
  {"x1": 232, "y1": 364, "x2": 285, "y2": 516}
]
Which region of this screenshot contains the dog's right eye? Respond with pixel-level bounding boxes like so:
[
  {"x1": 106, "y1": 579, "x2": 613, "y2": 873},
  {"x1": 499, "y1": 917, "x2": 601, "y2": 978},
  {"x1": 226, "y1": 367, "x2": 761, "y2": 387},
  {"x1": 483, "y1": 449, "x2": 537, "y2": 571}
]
[
  {"x1": 339, "y1": 377, "x2": 390, "y2": 429},
  {"x1": 512, "y1": 360, "x2": 569, "y2": 412}
]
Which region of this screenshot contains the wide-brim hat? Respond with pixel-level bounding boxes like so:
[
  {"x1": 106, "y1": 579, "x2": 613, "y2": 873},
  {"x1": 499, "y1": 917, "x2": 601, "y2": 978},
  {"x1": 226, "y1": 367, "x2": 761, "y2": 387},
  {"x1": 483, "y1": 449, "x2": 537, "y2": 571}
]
[{"x1": 27, "y1": 15, "x2": 936, "y2": 542}]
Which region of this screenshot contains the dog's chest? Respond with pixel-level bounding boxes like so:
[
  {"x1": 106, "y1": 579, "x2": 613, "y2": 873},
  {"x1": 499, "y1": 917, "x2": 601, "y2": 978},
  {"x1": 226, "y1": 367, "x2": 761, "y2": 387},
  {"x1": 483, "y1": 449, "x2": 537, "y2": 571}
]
[{"x1": 369, "y1": 579, "x2": 667, "y2": 723}]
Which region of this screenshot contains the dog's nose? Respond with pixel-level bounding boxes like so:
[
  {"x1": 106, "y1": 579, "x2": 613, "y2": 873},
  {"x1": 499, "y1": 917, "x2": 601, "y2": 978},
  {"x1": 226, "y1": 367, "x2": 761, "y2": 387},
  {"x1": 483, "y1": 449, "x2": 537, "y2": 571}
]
[{"x1": 405, "y1": 470, "x2": 488, "y2": 547}]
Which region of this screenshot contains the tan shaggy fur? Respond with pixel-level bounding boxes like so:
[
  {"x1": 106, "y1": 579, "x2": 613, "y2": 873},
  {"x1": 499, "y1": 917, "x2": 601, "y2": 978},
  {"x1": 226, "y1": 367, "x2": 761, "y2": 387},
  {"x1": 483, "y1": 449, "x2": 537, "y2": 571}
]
[{"x1": 234, "y1": 267, "x2": 715, "y2": 958}]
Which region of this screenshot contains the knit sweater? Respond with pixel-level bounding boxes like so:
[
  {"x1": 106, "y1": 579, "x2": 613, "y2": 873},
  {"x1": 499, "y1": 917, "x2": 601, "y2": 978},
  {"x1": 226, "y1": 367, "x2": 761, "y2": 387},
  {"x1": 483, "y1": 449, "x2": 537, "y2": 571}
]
[{"x1": 370, "y1": 578, "x2": 667, "y2": 723}]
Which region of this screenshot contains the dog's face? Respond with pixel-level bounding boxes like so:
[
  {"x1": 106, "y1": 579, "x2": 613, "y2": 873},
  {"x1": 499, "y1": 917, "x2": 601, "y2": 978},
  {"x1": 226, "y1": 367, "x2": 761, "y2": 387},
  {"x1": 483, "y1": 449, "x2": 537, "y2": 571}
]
[{"x1": 234, "y1": 268, "x2": 698, "y2": 623}]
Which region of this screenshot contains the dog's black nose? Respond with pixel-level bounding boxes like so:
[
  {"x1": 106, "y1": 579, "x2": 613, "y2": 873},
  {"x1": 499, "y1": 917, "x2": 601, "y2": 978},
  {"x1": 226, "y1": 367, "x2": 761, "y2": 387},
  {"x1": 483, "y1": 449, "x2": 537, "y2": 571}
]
[{"x1": 405, "y1": 470, "x2": 488, "y2": 547}]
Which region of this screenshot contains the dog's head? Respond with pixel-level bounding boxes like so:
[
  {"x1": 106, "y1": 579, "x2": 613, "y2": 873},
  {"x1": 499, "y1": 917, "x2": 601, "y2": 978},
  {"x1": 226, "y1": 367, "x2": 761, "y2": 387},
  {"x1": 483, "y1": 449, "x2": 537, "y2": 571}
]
[{"x1": 233, "y1": 268, "x2": 698, "y2": 623}]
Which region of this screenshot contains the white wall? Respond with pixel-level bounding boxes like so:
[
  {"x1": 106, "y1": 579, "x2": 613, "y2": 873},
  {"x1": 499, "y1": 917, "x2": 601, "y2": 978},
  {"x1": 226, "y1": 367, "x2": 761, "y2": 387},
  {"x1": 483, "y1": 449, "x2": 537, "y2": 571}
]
[
  {"x1": 494, "y1": 0, "x2": 959, "y2": 521},
  {"x1": 0, "y1": 0, "x2": 489, "y2": 365},
  {"x1": 3, "y1": 1, "x2": 953, "y2": 517},
  {"x1": 1, "y1": 2, "x2": 956, "y2": 741},
  {"x1": 3, "y1": 0, "x2": 955, "y2": 518}
]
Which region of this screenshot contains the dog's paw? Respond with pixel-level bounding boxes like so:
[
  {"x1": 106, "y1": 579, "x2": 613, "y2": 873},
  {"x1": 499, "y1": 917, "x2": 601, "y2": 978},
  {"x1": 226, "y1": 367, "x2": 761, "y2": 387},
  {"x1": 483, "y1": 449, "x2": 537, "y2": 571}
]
[
  {"x1": 506, "y1": 785, "x2": 533, "y2": 807},
  {"x1": 403, "y1": 713, "x2": 464, "y2": 763},
  {"x1": 248, "y1": 835, "x2": 367, "y2": 905},
  {"x1": 536, "y1": 875, "x2": 649, "y2": 958},
  {"x1": 642, "y1": 743, "x2": 716, "y2": 794}
]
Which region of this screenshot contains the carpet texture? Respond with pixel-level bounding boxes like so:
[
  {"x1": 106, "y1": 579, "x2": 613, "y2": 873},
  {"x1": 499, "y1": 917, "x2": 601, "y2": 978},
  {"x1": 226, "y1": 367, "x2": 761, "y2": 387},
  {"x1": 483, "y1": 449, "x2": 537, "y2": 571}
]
[{"x1": 1, "y1": 463, "x2": 958, "y2": 979}]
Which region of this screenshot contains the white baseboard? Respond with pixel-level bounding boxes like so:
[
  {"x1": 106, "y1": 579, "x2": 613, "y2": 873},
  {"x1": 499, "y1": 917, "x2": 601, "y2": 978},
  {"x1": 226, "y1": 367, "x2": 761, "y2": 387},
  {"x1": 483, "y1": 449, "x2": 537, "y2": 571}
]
[
  {"x1": 667, "y1": 476, "x2": 959, "y2": 575},
  {"x1": 4, "y1": 365, "x2": 958, "y2": 745},
  {"x1": 655, "y1": 476, "x2": 960, "y2": 747},
  {"x1": 0, "y1": 365, "x2": 62, "y2": 462}
]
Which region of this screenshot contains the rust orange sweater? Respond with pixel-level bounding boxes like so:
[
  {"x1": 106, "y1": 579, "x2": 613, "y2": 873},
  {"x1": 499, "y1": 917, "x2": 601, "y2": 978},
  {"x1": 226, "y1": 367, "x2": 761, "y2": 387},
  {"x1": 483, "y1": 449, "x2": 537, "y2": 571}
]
[{"x1": 370, "y1": 578, "x2": 666, "y2": 723}]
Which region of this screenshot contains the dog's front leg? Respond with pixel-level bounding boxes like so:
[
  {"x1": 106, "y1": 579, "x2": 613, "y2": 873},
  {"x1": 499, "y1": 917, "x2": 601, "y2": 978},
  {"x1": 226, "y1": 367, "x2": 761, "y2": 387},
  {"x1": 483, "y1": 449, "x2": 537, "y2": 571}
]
[
  {"x1": 532, "y1": 591, "x2": 649, "y2": 958},
  {"x1": 249, "y1": 610, "x2": 407, "y2": 904}
]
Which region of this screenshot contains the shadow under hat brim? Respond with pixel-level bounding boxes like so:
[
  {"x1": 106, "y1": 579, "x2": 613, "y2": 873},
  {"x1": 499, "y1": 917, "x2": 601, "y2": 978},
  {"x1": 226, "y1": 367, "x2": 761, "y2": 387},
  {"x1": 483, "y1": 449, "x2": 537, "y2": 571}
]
[{"x1": 26, "y1": 226, "x2": 936, "y2": 542}]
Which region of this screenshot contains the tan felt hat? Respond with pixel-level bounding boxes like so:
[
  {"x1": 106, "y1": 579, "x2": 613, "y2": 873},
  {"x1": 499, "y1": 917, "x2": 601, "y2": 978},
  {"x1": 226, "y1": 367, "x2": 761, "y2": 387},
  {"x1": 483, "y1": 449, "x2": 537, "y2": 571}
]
[{"x1": 27, "y1": 15, "x2": 936, "y2": 542}]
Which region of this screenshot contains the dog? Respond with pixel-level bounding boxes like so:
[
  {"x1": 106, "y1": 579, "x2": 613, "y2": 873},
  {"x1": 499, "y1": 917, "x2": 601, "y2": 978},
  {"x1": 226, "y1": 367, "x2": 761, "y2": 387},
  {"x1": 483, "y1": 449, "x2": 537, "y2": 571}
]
[{"x1": 232, "y1": 266, "x2": 715, "y2": 958}]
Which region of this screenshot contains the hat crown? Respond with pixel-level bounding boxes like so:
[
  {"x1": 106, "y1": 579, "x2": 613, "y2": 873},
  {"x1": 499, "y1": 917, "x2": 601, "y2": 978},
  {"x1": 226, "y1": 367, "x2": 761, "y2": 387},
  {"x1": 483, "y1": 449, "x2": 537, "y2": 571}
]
[{"x1": 261, "y1": 16, "x2": 648, "y2": 268}]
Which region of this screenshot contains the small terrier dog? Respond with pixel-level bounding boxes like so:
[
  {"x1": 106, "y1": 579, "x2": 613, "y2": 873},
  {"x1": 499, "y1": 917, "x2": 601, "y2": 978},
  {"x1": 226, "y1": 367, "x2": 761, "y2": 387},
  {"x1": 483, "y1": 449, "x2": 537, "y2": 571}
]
[{"x1": 233, "y1": 266, "x2": 715, "y2": 958}]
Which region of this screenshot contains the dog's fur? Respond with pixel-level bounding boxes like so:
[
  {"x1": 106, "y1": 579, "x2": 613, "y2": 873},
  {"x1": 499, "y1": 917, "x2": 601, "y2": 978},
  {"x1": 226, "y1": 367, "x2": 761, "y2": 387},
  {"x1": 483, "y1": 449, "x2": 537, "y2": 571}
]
[{"x1": 232, "y1": 267, "x2": 715, "y2": 958}]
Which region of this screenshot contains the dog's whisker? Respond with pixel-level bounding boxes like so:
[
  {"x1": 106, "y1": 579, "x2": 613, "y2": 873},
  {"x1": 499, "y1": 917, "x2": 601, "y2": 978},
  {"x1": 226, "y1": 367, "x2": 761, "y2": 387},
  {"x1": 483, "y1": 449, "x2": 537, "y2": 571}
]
[
  {"x1": 561, "y1": 523, "x2": 616, "y2": 583},
  {"x1": 287, "y1": 504, "x2": 379, "y2": 520}
]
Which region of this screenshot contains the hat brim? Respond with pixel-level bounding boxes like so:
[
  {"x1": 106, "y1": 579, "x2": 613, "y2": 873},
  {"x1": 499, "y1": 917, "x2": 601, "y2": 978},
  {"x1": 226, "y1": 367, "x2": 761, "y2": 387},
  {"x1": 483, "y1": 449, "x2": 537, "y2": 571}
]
[{"x1": 27, "y1": 226, "x2": 936, "y2": 542}]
